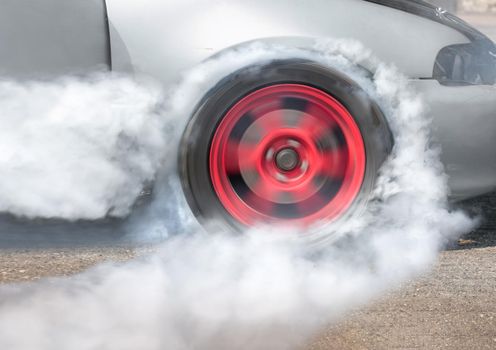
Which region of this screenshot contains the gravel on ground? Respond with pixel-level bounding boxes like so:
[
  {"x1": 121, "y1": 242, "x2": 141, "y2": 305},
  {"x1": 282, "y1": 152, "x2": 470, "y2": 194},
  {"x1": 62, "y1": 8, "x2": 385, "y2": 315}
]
[{"x1": 308, "y1": 245, "x2": 496, "y2": 350}]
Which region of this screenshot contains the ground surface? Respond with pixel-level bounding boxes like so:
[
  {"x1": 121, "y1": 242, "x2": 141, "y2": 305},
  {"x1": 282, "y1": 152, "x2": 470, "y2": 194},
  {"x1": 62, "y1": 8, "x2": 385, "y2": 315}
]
[
  {"x1": 309, "y1": 241, "x2": 496, "y2": 350},
  {"x1": 0, "y1": 196, "x2": 494, "y2": 350},
  {"x1": 0, "y1": 247, "x2": 137, "y2": 283}
]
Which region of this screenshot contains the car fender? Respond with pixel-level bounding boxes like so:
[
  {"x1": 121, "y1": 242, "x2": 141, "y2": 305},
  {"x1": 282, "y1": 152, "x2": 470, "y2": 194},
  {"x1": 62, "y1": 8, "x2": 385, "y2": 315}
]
[{"x1": 105, "y1": 0, "x2": 469, "y2": 85}]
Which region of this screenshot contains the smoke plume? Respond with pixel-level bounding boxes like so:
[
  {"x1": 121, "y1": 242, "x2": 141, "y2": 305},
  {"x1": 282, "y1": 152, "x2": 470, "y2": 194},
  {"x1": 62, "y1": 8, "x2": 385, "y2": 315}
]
[
  {"x1": 0, "y1": 76, "x2": 167, "y2": 220},
  {"x1": 0, "y1": 40, "x2": 474, "y2": 350}
]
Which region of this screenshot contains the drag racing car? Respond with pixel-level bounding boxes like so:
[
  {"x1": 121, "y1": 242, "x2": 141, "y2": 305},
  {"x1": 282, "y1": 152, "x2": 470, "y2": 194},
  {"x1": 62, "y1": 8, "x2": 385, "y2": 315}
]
[{"x1": 0, "y1": 0, "x2": 495, "y2": 231}]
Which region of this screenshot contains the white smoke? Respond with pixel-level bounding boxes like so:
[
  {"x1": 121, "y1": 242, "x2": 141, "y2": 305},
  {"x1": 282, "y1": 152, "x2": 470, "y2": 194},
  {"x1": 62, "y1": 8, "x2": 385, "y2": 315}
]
[
  {"x1": 0, "y1": 76, "x2": 167, "y2": 220},
  {"x1": 0, "y1": 40, "x2": 475, "y2": 350}
]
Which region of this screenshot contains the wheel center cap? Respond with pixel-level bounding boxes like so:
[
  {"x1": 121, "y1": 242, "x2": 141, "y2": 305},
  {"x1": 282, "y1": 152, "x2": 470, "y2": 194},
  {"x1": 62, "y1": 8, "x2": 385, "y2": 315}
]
[{"x1": 275, "y1": 148, "x2": 299, "y2": 171}]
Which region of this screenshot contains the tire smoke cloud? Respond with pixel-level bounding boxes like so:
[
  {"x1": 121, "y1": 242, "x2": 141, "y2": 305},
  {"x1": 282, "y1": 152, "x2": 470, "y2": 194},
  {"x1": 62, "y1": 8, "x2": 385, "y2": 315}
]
[
  {"x1": 0, "y1": 40, "x2": 475, "y2": 350},
  {"x1": 0, "y1": 76, "x2": 168, "y2": 220}
]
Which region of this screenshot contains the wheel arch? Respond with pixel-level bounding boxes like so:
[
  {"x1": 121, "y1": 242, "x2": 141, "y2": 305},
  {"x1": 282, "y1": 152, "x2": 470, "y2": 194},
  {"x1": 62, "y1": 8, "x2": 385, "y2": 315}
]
[{"x1": 105, "y1": 0, "x2": 470, "y2": 84}]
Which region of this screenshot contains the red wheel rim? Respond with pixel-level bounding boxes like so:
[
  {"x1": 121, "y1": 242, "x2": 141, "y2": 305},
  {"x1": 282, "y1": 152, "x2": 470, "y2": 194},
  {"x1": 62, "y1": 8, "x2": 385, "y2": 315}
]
[{"x1": 209, "y1": 84, "x2": 366, "y2": 226}]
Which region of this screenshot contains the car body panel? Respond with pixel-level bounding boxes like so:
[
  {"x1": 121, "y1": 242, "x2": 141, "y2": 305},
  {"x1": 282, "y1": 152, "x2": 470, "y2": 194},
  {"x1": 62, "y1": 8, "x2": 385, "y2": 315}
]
[
  {"x1": 412, "y1": 80, "x2": 496, "y2": 199},
  {"x1": 0, "y1": 0, "x2": 110, "y2": 79},
  {"x1": 105, "y1": 0, "x2": 470, "y2": 83},
  {"x1": 366, "y1": 0, "x2": 492, "y2": 43},
  {"x1": 0, "y1": 0, "x2": 494, "y2": 200},
  {"x1": 104, "y1": 0, "x2": 495, "y2": 199}
]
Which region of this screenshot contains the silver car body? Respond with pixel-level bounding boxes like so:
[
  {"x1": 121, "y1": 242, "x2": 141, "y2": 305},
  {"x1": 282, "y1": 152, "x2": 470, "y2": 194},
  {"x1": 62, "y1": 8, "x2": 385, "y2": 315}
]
[{"x1": 1, "y1": 0, "x2": 495, "y2": 200}]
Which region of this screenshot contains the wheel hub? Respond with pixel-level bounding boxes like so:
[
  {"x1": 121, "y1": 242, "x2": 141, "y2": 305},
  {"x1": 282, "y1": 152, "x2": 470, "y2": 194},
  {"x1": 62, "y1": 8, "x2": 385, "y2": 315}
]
[{"x1": 275, "y1": 147, "x2": 299, "y2": 172}]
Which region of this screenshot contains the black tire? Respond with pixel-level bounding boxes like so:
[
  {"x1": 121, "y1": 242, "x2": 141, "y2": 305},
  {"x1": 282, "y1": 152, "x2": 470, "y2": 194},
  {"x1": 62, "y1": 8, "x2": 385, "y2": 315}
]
[{"x1": 179, "y1": 60, "x2": 393, "y2": 233}]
